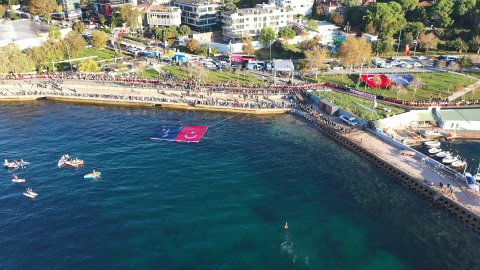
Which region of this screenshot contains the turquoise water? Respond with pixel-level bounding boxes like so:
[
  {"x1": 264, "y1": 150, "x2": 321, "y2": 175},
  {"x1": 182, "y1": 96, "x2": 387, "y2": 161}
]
[{"x1": 1, "y1": 101, "x2": 480, "y2": 269}]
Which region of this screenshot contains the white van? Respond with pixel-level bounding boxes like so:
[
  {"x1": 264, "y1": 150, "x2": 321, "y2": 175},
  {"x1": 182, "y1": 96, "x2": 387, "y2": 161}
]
[{"x1": 340, "y1": 115, "x2": 358, "y2": 126}]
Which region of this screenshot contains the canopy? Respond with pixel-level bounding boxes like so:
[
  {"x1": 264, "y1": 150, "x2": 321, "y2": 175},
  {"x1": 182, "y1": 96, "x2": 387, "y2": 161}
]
[{"x1": 272, "y1": 59, "x2": 294, "y2": 71}]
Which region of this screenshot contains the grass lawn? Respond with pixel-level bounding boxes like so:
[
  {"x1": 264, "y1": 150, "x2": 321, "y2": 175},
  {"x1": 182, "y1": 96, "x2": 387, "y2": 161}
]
[
  {"x1": 161, "y1": 65, "x2": 262, "y2": 83},
  {"x1": 136, "y1": 68, "x2": 160, "y2": 79},
  {"x1": 315, "y1": 90, "x2": 406, "y2": 120},
  {"x1": 74, "y1": 48, "x2": 122, "y2": 61},
  {"x1": 314, "y1": 72, "x2": 477, "y2": 101},
  {"x1": 466, "y1": 72, "x2": 480, "y2": 79}
]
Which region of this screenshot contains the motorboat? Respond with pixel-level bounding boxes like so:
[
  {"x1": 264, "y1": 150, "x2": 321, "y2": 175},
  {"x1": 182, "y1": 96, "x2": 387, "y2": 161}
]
[
  {"x1": 451, "y1": 160, "x2": 467, "y2": 169},
  {"x1": 23, "y1": 188, "x2": 38, "y2": 198},
  {"x1": 11, "y1": 174, "x2": 26, "y2": 183},
  {"x1": 428, "y1": 148, "x2": 442, "y2": 154},
  {"x1": 84, "y1": 170, "x2": 101, "y2": 179},
  {"x1": 3, "y1": 159, "x2": 29, "y2": 169},
  {"x1": 65, "y1": 158, "x2": 84, "y2": 168},
  {"x1": 57, "y1": 154, "x2": 71, "y2": 168},
  {"x1": 424, "y1": 140, "x2": 441, "y2": 148},
  {"x1": 465, "y1": 173, "x2": 479, "y2": 192},
  {"x1": 442, "y1": 155, "x2": 458, "y2": 164},
  {"x1": 435, "y1": 151, "x2": 451, "y2": 158}
]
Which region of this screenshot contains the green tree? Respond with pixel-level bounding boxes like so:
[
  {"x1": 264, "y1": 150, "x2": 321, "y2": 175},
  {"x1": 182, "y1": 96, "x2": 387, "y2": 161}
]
[
  {"x1": 299, "y1": 35, "x2": 322, "y2": 50},
  {"x1": 198, "y1": 43, "x2": 209, "y2": 56},
  {"x1": 120, "y1": 5, "x2": 141, "y2": 28},
  {"x1": 91, "y1": 30, "x2": 109, "y2": 49},
  {"x1": 430, "y1": 0, "x2": 454, "y2": 28},
  {"x1": 186, "y1": 39, "x2": 200, "y2": 53},
  {"x1": 242, "y1": 35, "x2": 256, "y2": 55},
  {"x1": 178, "y1": 25, "x2": 191, "y2": 36},
  {"x1": 338, "y1": 37, "x2": 372, "y2": 68},
  {"x1": 395, "y1": 0, "x2": 418, "y2": 12},
  {"x1": 78, "y1": 59, "x2": 100, "y2": 73},
  {"x1": 63, "y1": 31, "x2": 87, "y2": 56},
  {"x1": 278, "y1": 27, "x2": 296, "y2": 41},
  {"x1": 452, "y1": 38, "x2": 469, "y2": 53},
  {"x1": 372, "y1": 38, "x2": 394, "y2": 56},
  {"x1": 330, "y1": 12, "x2": 344, "y2": 26},
  {"x1": 405, "y1": 22, "x2": 425, "y2": 38},
  {"x1": 457, "y1": 56, "x2": 473, "y2": 71},
  {"x1": 260, "y1": 27, "x2": 277, "y2": 47},
  {"x1": 72, "y1": 21, "x2": 85, "y2": 34},
  {"x1": 469, "y1": 35, "x2": 480, "y2": 54},
  {"x1": 0, "y1": 6, "x2": 6, "y2": 18},
  {"x1": 306, "y1": 19, "x2": 318, "y2": 31},
  {"x1": 48, "y1": 26, "x2": 61, "y2": 41},
  {"x1": 418, "y1": 32, "x2": 438, "y2": 54},
  {"x1": 366, "y1": 2, "x2": 406, "y2": 38},
  {"x1": 0, "y1": 44, "x2": 35, "y2": 74},
  {"x1": 29, "y1": 0, "x2": 59, "y2": 22},
  {"x1": 304, "y1": 45, "x2": 328, "y2": 79}
]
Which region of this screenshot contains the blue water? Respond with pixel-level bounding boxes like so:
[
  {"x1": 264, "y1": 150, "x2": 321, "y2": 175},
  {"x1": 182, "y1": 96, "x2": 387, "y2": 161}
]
[{"x1": 1, "y1": 101, "x2": 480, "y2": 269}]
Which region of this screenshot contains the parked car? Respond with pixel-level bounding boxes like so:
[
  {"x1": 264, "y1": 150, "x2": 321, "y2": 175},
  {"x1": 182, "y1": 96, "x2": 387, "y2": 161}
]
[{"x1": 340, "y1": 115, "x2": 358, "y2": 126}]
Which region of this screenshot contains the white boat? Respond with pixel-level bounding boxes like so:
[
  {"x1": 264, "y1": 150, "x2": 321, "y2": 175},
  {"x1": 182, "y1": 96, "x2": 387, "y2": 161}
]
[
  {"x1": 425, "y1": 130, "x2": 442, "y2": 138},
  {"x1": 451, "y1": 160, "x2": 467, "y2": 169},
  {"x1": 442, "y1": 155, "x2": 458, "y2": 164},
  {"x1": 435, "y1": 151, "x2": 451, "y2": 158},
  {"x1": 12, "y1": 178, "x2": 26, "y2": 183},
  {"x1": 424, "y1": 140, "x2": 441, "y2": 148},
  {"x1": 23, "y1": 188, "x2": 38, "y2": 198},
  {"x1": 3, "y1": 159, "x2": 29, "y2": 169},
  {"x1": 84, "y1": 170, "x2": 101, "y2": 179},
  {"x1": 428, "y1": 148, "x2": 442, "y2": 154},
  {"x1": 465, "y1": 173, "x2": 479, "y2": 192},
  {"x1": 57, "y1": 154, "x2": 70, "y2": 168}
]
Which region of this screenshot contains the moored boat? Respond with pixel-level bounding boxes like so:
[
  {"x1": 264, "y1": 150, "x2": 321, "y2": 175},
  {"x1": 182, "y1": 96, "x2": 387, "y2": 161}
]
[
  {"x1": 428, "y1": 148, "x2": 442, "y2": 154},
  {"x1": 84, "y1": 170, "x2": 101, "y2": 179},
  {"x1": 465, "y1": 173, "x2": 479, "y2": 192},
  {"x1": 424, "y1": 140, "x2": 441, "y2": 148},
  {"x1": 425, "y1": 130, "x2": 442, "y2": 138},
  {"x1": 442, "y1": 155, "x2": 458, "y2": 164},
  {"x1": 451, "y1": 160, "x2": 467, "y2": 169},
  {"x1": 435, "y1": 151, "x2": 451, "y2": 158}
]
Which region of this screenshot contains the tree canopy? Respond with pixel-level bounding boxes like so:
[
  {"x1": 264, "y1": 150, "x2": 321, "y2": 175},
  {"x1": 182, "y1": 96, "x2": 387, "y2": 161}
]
[
  {"x1": 78, "y1": 59, "x2": 100, "y2": 73},
  {"x1": 278, "y1": 27, "x2": 296, "y2": 40},
  {"x1": 28, "y1": 0, "x2": 59, "y2": 22},
  {"x1": 259, "y1": 27, "x2": 276, "y2": 46},
  {"x1": 338, "y1": 37, "x2": 372, "y2": 68},
  {"x1": 242, "y1": 35, "x2": 255, "y2": 55},
  {"x1": 91, "y1": 30, "x2": 109, "y2": 49},
  {"x1": 366, "y1": 2, "x2": 406, "y2": 38},
  {"x1": 0, "y1": 45, "x2": 35, "y2": 74},
  {"x1": 120, "y1": 5, "x2": 141, "y2": 28}
]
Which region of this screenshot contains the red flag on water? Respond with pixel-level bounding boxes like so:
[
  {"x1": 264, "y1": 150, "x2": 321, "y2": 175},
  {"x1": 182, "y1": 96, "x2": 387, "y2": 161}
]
[{"x1": 174, "y1": 126, "x2": 208, "y2": 143}]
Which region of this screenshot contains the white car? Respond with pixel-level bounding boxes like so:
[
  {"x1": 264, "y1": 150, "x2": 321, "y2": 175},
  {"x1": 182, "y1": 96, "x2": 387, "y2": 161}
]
[
  {"x1": 418, "y1": 56, "x2": 427, "y2": 60},
  {"x1": 412, "y1": 62, "x2": 422, "y2": 67},
  {"x1": 340, "y1": 115, "x2": 358, "y2": 126}
]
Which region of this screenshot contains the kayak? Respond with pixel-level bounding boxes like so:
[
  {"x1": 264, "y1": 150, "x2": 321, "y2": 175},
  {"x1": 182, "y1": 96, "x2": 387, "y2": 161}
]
[
  {"x1": 65, "y1": 159, "x2": 84, "y2": 167},
  {"x1": 84, "y1": 171, "x2": 101, "y2": 179},
  {"x1": 12, "y1": 178, "x2": 26, "y2": 183}
]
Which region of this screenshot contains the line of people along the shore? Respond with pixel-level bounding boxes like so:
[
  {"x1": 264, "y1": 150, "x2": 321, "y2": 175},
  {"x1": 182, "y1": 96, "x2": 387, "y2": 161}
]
[{"x1": 1, "y1": 73, "x2": 479, "y2": 107}]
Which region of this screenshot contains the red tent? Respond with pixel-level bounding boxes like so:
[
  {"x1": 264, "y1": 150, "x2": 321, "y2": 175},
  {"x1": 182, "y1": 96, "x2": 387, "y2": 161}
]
[{"x1": 360, "y1": 74, "x2": 392, "y2": 88}]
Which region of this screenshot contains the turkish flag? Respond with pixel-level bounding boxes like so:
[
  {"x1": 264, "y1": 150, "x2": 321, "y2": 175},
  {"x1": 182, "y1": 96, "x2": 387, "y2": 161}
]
[{"x1": 174, "y1": 126, "x2": 208, "y2": 143}]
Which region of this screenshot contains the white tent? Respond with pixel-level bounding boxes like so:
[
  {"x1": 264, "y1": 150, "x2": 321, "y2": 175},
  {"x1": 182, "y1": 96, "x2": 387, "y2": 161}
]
[{"x1": 272, "y1": 59, "x2": 294, "y2": 83}]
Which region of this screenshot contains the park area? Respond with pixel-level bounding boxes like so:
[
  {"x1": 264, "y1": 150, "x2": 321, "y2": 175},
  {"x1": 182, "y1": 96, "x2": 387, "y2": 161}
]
[
  {"x1": 314, "y1": 90, "x2": 406, "y2": 120},
  {"x1": 314, "y1": 72, "x2": 478, "y2": 101},
  {"x1": 161, "y1": 65, "x2": 262, "y2": 83}
]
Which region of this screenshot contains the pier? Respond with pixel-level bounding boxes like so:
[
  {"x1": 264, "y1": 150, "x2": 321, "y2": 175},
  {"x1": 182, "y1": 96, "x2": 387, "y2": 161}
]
[{"x1": 291, "y1": 106, "x2": 480, "y2": 232}]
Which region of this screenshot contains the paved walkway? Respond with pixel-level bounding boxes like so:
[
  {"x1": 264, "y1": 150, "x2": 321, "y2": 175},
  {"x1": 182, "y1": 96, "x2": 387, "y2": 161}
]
[{"x1": 343, "y1": 130, "x2": 480, "y2": 215}]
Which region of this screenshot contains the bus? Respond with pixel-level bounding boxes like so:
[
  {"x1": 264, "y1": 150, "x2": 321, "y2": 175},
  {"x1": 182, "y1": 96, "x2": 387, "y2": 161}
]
[{"x1": 230, "y1": 55, "x2": 256, "y2": 65}]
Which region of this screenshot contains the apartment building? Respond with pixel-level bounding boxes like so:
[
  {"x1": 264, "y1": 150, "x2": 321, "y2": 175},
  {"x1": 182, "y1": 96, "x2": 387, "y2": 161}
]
[
  {"x1": 268, "y1": 0, "x2": 314, "y2": 16},
  {"x1": 173, "y1": 0, "x2": 221, "y2": 31},
  {"x1": 135, "y1": 4, "x2": 182, "y2": 28},
  {"x1": 222, "y1": 4, "x2": 295, "y2": 42}
]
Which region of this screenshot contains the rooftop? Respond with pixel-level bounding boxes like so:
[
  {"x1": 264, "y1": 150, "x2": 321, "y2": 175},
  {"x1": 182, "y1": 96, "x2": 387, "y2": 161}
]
[
  {"x1": 135, "y1": 4, "x2": 180, "y2": 12},
  {"x1": 319, "y1": 1, "x2": 342, "y2": 7},
  {"x1": 230, "y1": 4, "x2": 291, "y2": 16},
  {"x1": 437, "y1": 109, "x2": 480, "y2": 122},
  {"x1": 173, "y1": 0, "x2": 220, "y2": 5}
]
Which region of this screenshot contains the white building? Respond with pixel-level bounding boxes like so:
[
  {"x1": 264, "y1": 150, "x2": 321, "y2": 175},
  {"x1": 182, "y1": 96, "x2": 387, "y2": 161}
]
[
  {"x1": 173, "y1": 0, "x2": 221, "y2": 31},
  {"x1": 222, "y1": 4, "x2": 295, "y2": 42},
  {"x1": 434, "y1": 108, "x2": 480, "y2": 131},
  {"x1": 135, "y1": 4, "x2": 182, "y2": 28},
  {"x1": 268, "y1": 0, "x2": 314, "y2": 16}
]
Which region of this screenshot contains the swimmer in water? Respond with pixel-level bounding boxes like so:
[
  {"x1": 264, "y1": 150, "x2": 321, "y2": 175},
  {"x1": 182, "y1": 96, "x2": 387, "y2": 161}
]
[{"x1": 284, "y1": 222, "x2": 288, "y2": 230}]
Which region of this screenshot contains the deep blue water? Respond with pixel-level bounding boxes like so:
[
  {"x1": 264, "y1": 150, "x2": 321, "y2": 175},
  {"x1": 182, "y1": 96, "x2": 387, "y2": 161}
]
[{"x1": 1, "y1": 101, "x2": 480, "y2": 269}]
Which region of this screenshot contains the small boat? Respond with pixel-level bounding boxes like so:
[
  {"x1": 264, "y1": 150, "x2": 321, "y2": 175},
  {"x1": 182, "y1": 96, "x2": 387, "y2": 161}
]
[
  {"x1": 84, "y1": 170, "x2": 101, "y2": 179},
  {"x1": 425, "y1": 130, "x2": 442, "y2": 138},
  {"x1": 11, "y1": 174, "x2": 26, "y2": 183},
  {"x1": 23, "y1": 187, "x2": 38, "y2": 198},
  {"x1": 65, "y1": 158, "x2": 84, "y2": 168},
  {"x1": 465, "y1": 173, "x2": 479, "y2": 192},
  {"x1": 424, "y1": 140, "x2": 441, "y2": 148},
  {"x1": 435, "y1": 151, "x2": 451, "y2": 158},
  {"x1": 451, "y1": 160, "x2": 467, "y2": 169},
  {"x1": 57, "y1": 154, "x2": 71, "y2": 168},
  {"x1": 442, "y1": 155, "x2": 458, "y2": 164},
  {"x1": 3, "y1": 159, "x2": 29, "y2": 169},
  {"x1": 428, "y1": 148, "x2": 442, "y2": 154}
]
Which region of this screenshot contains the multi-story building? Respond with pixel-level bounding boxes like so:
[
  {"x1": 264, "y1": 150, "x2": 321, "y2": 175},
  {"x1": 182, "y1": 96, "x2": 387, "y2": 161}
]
[
  {"x1": 173, "y1": 0, "x2": 221, "y2": 31},
  {"x1": 135, "y1": 4, "x2": 182, "y2": 28},
  {"x1": 93, "y1": 0, "x2": 138, "y2": 17},
  {"x1": 222, "y1": 4, "x2": 295, "y2": 42},
  {"x1": 61, "y1": 0, "x2": 80, "y2": 12},
  {"x1": 268, "y1": 0, "x2": 313, "y2": 16}
]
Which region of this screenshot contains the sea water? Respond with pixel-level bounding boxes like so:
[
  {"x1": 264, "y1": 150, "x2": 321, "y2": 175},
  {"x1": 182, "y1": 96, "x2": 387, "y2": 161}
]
[{"x1": 0, "y1": 101, "x2": 479, "y2": 269}]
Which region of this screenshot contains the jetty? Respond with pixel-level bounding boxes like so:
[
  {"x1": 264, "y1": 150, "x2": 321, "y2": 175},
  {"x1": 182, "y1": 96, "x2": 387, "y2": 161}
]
[{"x1": 291, "y1": 99, "x2": 480, "y2": 232}]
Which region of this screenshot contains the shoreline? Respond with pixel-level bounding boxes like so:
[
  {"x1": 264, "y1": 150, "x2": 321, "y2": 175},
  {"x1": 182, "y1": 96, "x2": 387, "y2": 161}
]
[{"x1": 0, "y1": 95, "x2": 290, "y2": 114}]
